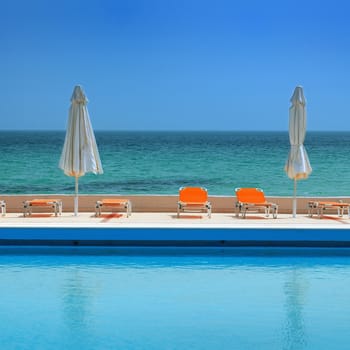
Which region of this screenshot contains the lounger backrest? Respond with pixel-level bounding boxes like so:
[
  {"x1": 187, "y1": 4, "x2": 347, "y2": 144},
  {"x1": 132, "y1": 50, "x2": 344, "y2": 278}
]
[
  {"x1": 179, "y1": 187, "x2": 208, "y2": 203},
  {"x1": 235, "y1": 188, "x2": 266, "y2": 203}
]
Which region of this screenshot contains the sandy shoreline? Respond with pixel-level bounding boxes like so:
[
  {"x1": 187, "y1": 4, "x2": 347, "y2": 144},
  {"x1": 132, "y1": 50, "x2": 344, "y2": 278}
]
[{"x1": 1, "y1": 194, "x2": 350, "y2": 215}]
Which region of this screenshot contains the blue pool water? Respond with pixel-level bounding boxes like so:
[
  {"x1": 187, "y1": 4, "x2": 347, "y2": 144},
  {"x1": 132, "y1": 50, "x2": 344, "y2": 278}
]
[{"x1": 1, "y1": 247, "x2": 350, "y2": 350}]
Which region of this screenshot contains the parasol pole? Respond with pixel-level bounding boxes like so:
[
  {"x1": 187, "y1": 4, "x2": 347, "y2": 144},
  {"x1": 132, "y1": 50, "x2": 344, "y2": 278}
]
[
  {"x1": 293, "y1": 178, "x2": 297, "y2": 218},
  {"x1": 74, "y1": 176, "x2": 79, "y2": 216}
]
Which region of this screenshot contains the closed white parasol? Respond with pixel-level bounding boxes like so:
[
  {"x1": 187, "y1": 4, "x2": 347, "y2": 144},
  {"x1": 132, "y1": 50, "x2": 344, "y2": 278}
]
[
  {"x1": 285, "y1": 86, "x2": 312, "y2": 217},
  {"x1": 59, "y1": 85, "x2": 103, "y2": 216}
]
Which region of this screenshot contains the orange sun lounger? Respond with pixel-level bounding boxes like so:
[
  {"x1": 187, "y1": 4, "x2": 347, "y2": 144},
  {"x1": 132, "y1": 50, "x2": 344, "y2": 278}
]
[
  {"x1": 23, "y1": 199, "x2": 63, "y2": 217},
  {"x1": 177, "y1": 187, "x2": 212, "y2": 218},
  {"x1": 1, "y1": 200, "x2": 6, "y2": 216},
  {"x1": 307, "y1": 201, "x2": 350, "y2": 218},
  {"x1": 235, "y1": 188, "x2": 278, "y2": 218},
  {"x1": 95, "y1": 199, "x2": 132, "y2": 217}
]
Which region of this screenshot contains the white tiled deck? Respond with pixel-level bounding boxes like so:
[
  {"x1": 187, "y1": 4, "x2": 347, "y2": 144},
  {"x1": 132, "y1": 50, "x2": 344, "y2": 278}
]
[{"x1": 1, "y1": 212, "x2": 350, "y2": 229}]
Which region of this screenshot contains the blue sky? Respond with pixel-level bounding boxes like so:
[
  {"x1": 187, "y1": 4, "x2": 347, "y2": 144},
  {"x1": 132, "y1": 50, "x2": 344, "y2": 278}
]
[{"x1": 1, "y1": 0, "x2": 350, "y2": 131}]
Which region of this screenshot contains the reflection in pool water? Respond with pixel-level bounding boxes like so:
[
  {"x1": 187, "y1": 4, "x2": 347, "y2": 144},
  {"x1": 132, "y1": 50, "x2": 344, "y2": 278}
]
[{"x1": 1, "y1": 247, "x2": 350, "y2": 350}]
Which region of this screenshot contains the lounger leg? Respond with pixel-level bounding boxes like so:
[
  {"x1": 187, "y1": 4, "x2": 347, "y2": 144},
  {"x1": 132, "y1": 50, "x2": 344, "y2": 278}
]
[
  {"x1": 126, "y1": 201, "x2": 132, "y2": 217},
  {"x1": 307, "y1": 203, "x2": 313, "y2": 217},
  {"x1": 207, "y1": 206, "x2": 211, "y2": 218},
  {"x1": 53, "y1": 204, "x2": 58, "y2": 216},
  {"x1": 23, "y1": 202, "x2": 30, "y2": 217},
  {"x1": 95, "y1": 202, "x2": 101, "y2": 217},
  {"x1": 54, "y1": 202, "x2": 62, "y2": 216},
  {"x1": 318, "y1": 206, "x2": 324, "y2": 218},
  {"x1": 273, "y1": 205, "x2": 278, "y2": 219},
  {"x1": 242, "y1": 206, "x2": 247, "y2": 219},
  {"x1": 235, "y1": 203, "x2": 240, "y2": 217},
  {"x1": 340, "y1": 207, "x2": 344, "y2": 217}
]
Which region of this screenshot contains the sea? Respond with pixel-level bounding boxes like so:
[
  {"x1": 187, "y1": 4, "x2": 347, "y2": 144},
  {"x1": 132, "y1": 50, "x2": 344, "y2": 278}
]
[{"x1": 0, "y1": 131, "x2": 349, "y2": 197}]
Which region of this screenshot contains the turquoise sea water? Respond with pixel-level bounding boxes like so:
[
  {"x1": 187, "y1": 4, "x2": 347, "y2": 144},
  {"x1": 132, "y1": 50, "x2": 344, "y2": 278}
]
[
  {"x1": 1, "y1": 248, "x2": 350, "y2": 350},
  {"x1": 1, "y1": 131, "x2": 350, "y2": 196}
]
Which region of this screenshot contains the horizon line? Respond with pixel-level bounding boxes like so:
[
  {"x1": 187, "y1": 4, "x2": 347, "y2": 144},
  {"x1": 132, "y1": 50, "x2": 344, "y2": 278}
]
[{"x1": 1, "y1": 129, "x2": 350, "y2": 133}]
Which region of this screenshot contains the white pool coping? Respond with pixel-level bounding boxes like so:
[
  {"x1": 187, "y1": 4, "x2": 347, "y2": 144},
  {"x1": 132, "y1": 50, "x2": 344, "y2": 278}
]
[{"x1": 0, "y1": 212, "x2": 350, "y2": 229}]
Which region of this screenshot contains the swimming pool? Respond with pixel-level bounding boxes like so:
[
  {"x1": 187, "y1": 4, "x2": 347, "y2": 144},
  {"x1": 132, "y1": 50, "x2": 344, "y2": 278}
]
[{"x1": 1, "y1": 247, "x2": 350, "y2": 350}]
